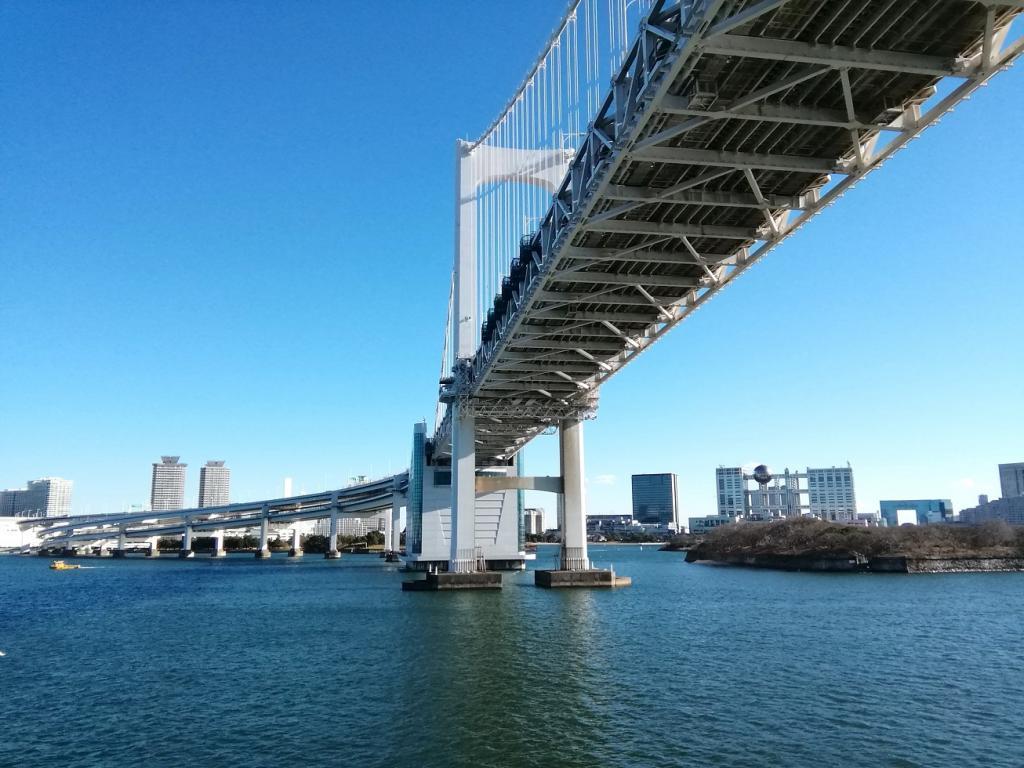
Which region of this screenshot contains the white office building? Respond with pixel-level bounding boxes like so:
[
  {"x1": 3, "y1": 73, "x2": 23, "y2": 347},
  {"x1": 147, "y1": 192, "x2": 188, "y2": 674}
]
[
  {"x1": 151, "y1": 456, "x2": 187, "y2": 512},
  {"x1": 807, "y1": 466, "x2": 857, "y2": 522},
  {"x1": 715, "y1": 467, "x2": 746, "y2": 517}
]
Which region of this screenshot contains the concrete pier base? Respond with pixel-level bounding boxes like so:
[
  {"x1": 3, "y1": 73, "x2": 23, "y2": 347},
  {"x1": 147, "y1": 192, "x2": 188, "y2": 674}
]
[
  {"x1": 288, "y1": 548, "x2": 303, "y2": 557},
  {"x1": 112, "y1": 549, "x2": 129, "y2": 559},
  {"x1": 211, "y1": 550, "x2": 227, "y2": 558},
  {"x1": 324, "y1": 551, "x2": 342, "y2": 560},
  {"x1": 534, "y1": 569, "x2": 631, "y2": 588},
  {"x1": 402, "y1": 571, "x2": 502, "y2": 591},
  {"x1": 254, "y1": 549, "x2": 272, "y2": 559},
  {"x1": 178, "y1": 551, "x2": 195, "y2": 559}
]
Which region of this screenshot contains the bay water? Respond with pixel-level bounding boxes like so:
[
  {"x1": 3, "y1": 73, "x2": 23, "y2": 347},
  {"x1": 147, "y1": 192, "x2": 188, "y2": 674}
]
[{"x1": 1, "y1": 545, "x2": 1021, "y2": 767}]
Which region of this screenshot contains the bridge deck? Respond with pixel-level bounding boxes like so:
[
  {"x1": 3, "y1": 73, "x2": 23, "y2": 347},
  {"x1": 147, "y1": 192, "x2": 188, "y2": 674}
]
[{"x1": 447, "y1": 0, "x2": 1021, "y2": 462}]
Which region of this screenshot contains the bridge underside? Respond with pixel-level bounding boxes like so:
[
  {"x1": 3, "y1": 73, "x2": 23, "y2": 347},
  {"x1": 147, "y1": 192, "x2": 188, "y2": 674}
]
[{"x1": 434, "y1": 0, "x2": 1021, "y2": 464}]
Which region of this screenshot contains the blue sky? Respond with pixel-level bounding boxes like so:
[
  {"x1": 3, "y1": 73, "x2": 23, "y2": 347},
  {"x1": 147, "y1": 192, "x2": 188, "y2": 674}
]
[{"x1": 2, "y1": 2, "x2": 1022, "y2": 526}]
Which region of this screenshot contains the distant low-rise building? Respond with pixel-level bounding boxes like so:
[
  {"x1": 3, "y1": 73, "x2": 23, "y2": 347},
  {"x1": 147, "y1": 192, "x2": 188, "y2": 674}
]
[
  {"x1": 879, "y1": 499, "x2": 954, "y2": 526},
  {"x1": 688, "y1": 514, "x2": 734, "y2": 535},
  {"x1": 960, "y1": 497, "x2": 1024, "y2": 525},
  {"x1": 0, "y1": 478, "x2": 73, "y2": 517},
  {"x1": 586, "y1": 514, "x2": 639, "y2": 537}
]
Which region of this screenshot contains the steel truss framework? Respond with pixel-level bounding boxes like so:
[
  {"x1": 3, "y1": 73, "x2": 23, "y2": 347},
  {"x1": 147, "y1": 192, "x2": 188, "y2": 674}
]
[{"x1": 435, "y1": 0, "x2": 1023, "y2": 462}]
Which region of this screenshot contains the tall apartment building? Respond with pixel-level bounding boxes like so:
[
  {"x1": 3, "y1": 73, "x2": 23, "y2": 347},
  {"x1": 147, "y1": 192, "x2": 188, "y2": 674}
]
[
  {"x1": 715, "y1": 467, "x2": 746, "y2": 517},
  {"x1": 0, "y1": 478, "x2": 73, "y2": 517},
  {"x1": 631, "y1": 473, "x2": 680, "y2": 529},
  {"x1": 807, "y1": 466, "x2": 857, "y2": 522},
  {"x1": 523, "y1": 507, "x2": 545, "y2": 536},
  {"x1": 151, "y1": 456, "x2": 187, "y2": 512},
  {"x1": 198, "y1": 461, "x2": 230, "y2": 508},
  {"x1": 999, "y1": 462, "x2": 1024, "y2": 499}
]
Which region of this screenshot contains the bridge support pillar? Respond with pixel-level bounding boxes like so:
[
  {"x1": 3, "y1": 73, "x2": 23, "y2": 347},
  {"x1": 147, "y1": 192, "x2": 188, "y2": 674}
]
[
  {"x1": 325, "y1": 509, "x2": 341, "y2": 559},
  {"x1": 558, "y1": 417, "x2": 589, "y2": 571},
  {"x1": 288, "y1": 526, "x2": 303, "y2": 557},
  {"x1": 535, "y1": 418, "x2": 627, "y2": 588},
  {"x1": 449, "y1": 402, "x2": 478, "y2": 573},
  {"x1": 179, "y1": 525, "x2": 194, "y2": 559},
  {"x1": 147, "y1": 536, "x2": 160, "y2": 557},
  {"x1": 255, "y1": 514, "x2": 271, "y2": 558},
  {"x1": 211, "y1": 529, "x2": 226, "y2": 558}
]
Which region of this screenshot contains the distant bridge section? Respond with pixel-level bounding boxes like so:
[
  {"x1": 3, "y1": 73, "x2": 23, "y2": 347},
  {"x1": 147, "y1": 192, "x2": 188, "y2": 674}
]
[{"x1": 26, "y1": 473, "x2": 408, "y2": 558}]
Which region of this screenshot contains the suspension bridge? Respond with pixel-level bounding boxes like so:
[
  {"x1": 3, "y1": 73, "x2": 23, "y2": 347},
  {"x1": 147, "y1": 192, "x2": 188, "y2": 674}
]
[{"x1": 23, "y1": 0, "x2": 1024, "y2": 588}]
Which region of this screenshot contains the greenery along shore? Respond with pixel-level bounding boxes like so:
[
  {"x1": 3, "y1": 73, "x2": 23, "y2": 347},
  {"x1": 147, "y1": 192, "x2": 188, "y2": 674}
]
[{"x1": 674, "y1": 517, "x2": 1024, "y2": 565}]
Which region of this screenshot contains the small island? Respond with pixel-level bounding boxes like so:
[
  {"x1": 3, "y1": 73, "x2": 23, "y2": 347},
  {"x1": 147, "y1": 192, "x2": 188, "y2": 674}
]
[{"x1": 673, "y1": 518, "x2": 1024, "y2": 573}]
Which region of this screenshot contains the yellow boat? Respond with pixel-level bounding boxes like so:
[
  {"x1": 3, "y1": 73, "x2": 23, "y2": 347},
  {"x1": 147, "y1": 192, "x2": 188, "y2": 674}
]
[{"x1": 49, "y1": 560, "x2": 80, "y2": 571}]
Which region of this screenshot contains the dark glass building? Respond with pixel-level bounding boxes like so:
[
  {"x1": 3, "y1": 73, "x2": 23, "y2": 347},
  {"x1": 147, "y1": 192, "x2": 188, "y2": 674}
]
[{"x1": 631, "y1": 473, "x2": 680, "y2": 529}]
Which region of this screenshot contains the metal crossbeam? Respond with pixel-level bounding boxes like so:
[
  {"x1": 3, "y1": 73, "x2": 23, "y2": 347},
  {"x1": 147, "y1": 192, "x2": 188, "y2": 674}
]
[
  {"x1": 700, "y1": 35, "x2": 957, "y2": 76},
  {"x1": 564, "y1": 245, "x2": 733, "y2": 265},
  {"x1": 582, "y1": 218, "x2": 758, "y2": 239},
  {"x1": 658, "y1": 96, "x2": 902, "y2": 132},
  {"x1": 550, "y1": 270, "x2": 702, "y2": 288},
  {"x1": 629, "y1": 145, "x2": 838, "y2": 174}
]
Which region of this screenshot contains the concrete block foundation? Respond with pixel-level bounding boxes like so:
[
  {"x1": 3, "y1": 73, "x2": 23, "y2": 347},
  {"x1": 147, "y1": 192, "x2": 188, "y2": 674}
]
[
  {"x1": 402, "y1": 571, "x2": 503, "y2": 591},
  {"x1": 534, "y1": 569, "x2": 631, "y2": 588}
]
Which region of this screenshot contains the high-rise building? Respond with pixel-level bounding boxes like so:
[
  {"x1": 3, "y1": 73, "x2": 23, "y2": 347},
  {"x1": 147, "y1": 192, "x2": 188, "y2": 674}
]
[
  {"x1": 151, "y1": 456, "x2": 187, "y2": 512},
  {"x1": 999, "y1": 462, "x2": 1024, "y2": 499},
  {"x1": 715, "y1": 467, "x2": 746, "y2": 517},
  {"x1": 807, "y1": 466, "x2": 857, "y2": 522},
  {"x1": 0, "y1": 478, "x2": 73, "y2": 517},
  {"x1": 198, "y1": 461, "x2": 230, "y2": 508},
  {"x1": 631, "y1": 473, "x2": 680, "y2": 529},
  {"x1": 523, "y1": 507, "x2": 544, "y2": 536}
]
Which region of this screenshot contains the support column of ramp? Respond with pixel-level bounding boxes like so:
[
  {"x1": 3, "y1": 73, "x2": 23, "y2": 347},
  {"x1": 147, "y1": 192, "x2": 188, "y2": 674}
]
[
  {"x1": 212, "y1": 529, "x2": 226, "y2": 557},
  {"x1": 179, "y1": 524, "x2": 194, "y2": 559},
  {"x1": 113, "y1": 527, "x2": 128, "y2": 558},
  {"x1": 288, "y1": 525, "x2": 303, "y2": 557},
  {"x1": 255, "y1": 507, "x2": 271, "y2": 558},
  {"x1": 325, "y1": 498, "x2": 341, "y2": 559}
]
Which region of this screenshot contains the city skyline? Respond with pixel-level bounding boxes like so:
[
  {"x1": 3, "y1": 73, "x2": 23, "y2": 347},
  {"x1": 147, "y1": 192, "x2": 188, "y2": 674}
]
[{"x1": 1, "y1": 1, "x2": 1021, "y2": 525}]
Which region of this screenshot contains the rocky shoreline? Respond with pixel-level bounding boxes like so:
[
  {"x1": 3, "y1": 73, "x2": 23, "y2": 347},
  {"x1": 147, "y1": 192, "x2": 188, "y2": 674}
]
[
  {"x1": 676, "y1": 517, "x2": 1024, "y2": 574},
  {"x1": 684, "y1": 551, "x2": 1024, "y2": 573}
]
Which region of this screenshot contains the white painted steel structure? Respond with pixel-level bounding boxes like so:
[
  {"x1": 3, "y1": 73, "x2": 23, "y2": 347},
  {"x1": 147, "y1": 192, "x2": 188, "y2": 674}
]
[{"x1": 430, "y1": 0, "x2": 1023, "y2": 573}]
